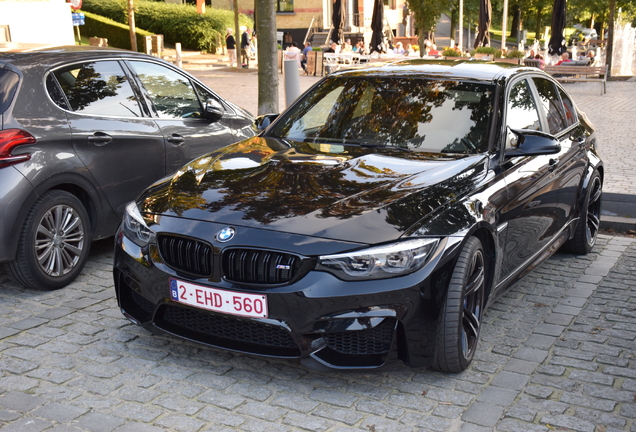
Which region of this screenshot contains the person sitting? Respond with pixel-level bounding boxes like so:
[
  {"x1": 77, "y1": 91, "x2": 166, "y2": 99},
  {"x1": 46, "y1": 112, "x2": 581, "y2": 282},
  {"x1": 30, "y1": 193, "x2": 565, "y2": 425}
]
[
  {"x1": 586, "y1": 50, "x2": 598, "y2": 66},
  {"x1": 284, "y1": 42, "x2": 302, "y2": 69},
  {"x1": 300, "y1": 41, "x2": 312, "y2": 73},
  {"x1": 534, "y1": 54, "x2": 545, "y2": 70},
  {"x1": 394, "y1": 42, "x2": 405, "y2": 55},
  {"x1": 555, "y1": 52, "x2": 573, "y2": 66},
  {"x1": 325, "y1": 42, "x2": 339, "y2": 54},
  {"x1": 526, "y1": 49, "x2": 535, "y2": 60},
  {"x1": 428, "y1": 44, "x2": 440, "y2": 56}
]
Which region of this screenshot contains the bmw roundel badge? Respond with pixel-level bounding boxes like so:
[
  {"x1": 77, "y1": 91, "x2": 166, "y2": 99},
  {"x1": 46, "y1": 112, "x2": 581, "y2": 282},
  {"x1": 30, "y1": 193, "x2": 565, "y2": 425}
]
[{"x1": 216, "y1": 227, "x2": 236, "y2": 243}]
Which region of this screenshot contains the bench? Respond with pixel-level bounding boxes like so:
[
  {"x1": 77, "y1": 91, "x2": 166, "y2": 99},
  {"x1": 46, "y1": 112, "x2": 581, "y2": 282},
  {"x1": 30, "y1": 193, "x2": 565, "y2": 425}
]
[{"x1": 544, "y1": 64, "x2": 608, "y2": 95}]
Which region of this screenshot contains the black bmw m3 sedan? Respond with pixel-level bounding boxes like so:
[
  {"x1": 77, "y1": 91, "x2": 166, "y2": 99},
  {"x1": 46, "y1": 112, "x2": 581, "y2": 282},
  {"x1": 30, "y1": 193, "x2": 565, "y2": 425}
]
[{"x1": 114, "y1": 60, "x2": 602, "y2": 372}]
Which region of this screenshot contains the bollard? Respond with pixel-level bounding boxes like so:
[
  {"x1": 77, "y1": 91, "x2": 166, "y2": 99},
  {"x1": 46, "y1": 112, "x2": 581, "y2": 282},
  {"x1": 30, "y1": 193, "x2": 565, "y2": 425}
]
[
  {"x1": 175, "y1": 43, "x2": 183, "y2": 68},
  {"x1": 283, "y1": 59, "x2": 301, "y2": 107}
]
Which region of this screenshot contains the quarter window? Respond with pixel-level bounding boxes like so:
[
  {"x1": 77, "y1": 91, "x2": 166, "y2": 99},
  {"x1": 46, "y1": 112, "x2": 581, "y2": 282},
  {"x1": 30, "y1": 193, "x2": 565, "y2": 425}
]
[
  {"x1": 532, "y1": 77, "x2": 568, "y2": 135},
  {"x1": 52, "y1": 61, "x2": 142, "y2": 117},
  {"x1": 128, "y1": 61, "x2": 202, "y2": 120}
]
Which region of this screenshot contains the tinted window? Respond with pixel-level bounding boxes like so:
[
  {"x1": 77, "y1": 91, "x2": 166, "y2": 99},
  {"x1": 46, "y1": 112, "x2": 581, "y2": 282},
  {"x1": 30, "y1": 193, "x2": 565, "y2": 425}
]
[
  {"x1": 270, "y1": 77, "x2": 495, "y2": 154},
  {"x1": 128, "y1": 61, "x2": 202, "y2": 119},
  {"x1": 557, "y1": 87, "x2": 577, "y2": 127},
  {"x1": 46, "y1": 73, "x2": 70, "y2": 110},
  {"x1": 53, "y1": 61, "x2": 142, "y2": 117},
  {"x1": 506, "y1": 80, "x2": 540, "y2": 131},
  {"x1": 532, "y1": 77, "x2": 567, "y2": 135},
  {"x1": 0, "y1": 69, "x2": 19, "y2": 115}
]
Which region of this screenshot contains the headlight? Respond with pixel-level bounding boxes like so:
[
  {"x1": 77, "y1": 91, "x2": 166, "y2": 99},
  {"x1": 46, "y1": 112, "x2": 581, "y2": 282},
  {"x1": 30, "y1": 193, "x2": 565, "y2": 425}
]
[
  {"x1": 317, "y1": 238, "x2": 439, "y2": 280},
  {"x1": 122, "y1": 201, "x2": 156, "y2": 247}
]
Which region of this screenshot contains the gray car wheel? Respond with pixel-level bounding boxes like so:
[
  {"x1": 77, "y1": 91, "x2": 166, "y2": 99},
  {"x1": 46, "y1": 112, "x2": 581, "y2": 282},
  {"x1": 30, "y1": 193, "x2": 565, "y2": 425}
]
[
  {"x1": 9, "y1": 190, "x2": 91, "y2": 290},
  {"x1": 434, "y1": 236, "x2": 486, "y2": 373}
]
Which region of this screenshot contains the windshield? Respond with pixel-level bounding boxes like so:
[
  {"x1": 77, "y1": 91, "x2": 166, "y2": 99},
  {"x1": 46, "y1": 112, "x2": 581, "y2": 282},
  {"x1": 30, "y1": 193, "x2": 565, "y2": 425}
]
[{"x1": 269, "y1": 76, "x2": 495, "y2": 154}]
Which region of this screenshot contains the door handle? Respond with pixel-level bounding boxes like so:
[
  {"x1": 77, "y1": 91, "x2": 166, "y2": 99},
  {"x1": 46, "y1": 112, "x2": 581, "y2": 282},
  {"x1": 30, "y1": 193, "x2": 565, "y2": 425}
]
[
  {"x1": 87, "y1": 132, "x2": 113, "y2": 146},
  {"x1": 167, "y1": 134, "x2": 185, "y2": 145}
]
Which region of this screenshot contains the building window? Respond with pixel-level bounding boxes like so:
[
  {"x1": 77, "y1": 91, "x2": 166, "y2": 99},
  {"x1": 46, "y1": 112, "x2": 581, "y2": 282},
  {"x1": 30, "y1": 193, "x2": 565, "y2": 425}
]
[
  {"x1": 277, "y1": 0, "x2": 294, "y2": 12},
  {"x1": 382, "y1": 0, "x2": 396, "y2": 10}
]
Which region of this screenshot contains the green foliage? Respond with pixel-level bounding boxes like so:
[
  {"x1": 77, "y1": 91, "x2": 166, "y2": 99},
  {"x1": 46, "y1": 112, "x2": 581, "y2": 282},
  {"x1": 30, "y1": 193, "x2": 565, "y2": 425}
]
[
  {"x1": 407, "y1": 0, "x2": 452, "y2": 47},
  {"x1": 82, "y1": 0, "x2": 253, "y2": 52},
  {"x1": 442, "y1": 48, "x2": 464, "y2": 57},
  {"x1": 505, "y1": 49, "x2": 526, "y2": 58},
  {"x1": 474, "y1": 46, "x2": 502, "y2": 57},
  {"x1": 82, "y1": 11, "x2": 154, "y2": 51}
]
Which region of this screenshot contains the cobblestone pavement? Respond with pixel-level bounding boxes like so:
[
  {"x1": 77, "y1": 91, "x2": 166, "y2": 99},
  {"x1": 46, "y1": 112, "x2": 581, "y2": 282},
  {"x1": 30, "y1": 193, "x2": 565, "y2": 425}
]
[
  {"x1": 186, "y1": 67, "x2": 636, "y2": 197},
  {"x1": 1, "y1": 233, "x2": 636, "y2": 432}
]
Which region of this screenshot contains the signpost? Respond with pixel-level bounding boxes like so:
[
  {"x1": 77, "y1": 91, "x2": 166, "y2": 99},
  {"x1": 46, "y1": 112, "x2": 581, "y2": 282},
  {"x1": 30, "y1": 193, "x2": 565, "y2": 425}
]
[{"x1": 72, "y1": 12, "x2": 85, "y2": 44}]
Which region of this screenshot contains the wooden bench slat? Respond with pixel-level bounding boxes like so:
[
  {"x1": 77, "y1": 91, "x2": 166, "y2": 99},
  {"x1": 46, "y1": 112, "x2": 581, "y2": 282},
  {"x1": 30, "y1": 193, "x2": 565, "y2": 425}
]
[{"x1": 544, "y1": 65, "x2": 608, "y2": 95}]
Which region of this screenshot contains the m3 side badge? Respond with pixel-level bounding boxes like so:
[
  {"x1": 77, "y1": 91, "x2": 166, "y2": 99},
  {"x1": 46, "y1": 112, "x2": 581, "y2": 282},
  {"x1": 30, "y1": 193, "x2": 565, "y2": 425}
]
[{"x1": 216, "y1": 227, "x2": 236, "y2": 242}]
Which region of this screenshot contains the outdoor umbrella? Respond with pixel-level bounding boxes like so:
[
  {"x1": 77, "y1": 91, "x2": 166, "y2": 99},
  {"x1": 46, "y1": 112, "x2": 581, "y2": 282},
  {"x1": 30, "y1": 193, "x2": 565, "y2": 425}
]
[
  {"x1": 548, "y1": 0, "x2": 567, "y2": 55},
  {"x1": 370, "y1": 0, "x2": 384, "y2": 53},
  {"x1": 332, "y1": 0, "x2": 345, "y2": 44},
  {"x1": 474, "y1": 0, "x2": 492, "y2": 48}
]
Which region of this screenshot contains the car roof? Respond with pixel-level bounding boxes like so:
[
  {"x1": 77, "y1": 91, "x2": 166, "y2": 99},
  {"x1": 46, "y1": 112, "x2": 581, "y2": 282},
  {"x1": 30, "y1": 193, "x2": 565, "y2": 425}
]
[
  {"x1": 329, "y1": 59, "x2": 540, "y2": 84},
  {"x1": 0, "y1": 45, "x2": 160, "y2": 70}
]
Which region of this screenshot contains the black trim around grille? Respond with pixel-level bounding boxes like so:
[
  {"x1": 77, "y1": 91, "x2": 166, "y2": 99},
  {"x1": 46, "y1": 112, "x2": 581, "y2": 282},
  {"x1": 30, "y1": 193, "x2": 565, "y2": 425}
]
[
  {"x1": 157, "y1": 235, "x2": 213, "y2": 277},
  {"x1": 158, "y1": 305, "x2": 300, "y2": 357},
  {"x1": 323, "y1": 319, "x2": 396, "y2": 355},
  {"x1": 222, "y1": 248, "x2": 304, "y2": 284}
]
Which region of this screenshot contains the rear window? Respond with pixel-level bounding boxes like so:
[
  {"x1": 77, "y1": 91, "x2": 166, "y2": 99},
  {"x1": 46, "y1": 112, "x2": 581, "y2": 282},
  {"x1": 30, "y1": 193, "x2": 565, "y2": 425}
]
[{"x1": 0, "y1": 68, "x2": 19, "y2": 115}]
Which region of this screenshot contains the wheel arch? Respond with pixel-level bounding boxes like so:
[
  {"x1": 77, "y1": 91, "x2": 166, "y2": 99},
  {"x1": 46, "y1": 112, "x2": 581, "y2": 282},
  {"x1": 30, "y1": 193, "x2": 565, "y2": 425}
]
[{"x1": 468, "y1": 226, "x2": 497, "y2": 303}]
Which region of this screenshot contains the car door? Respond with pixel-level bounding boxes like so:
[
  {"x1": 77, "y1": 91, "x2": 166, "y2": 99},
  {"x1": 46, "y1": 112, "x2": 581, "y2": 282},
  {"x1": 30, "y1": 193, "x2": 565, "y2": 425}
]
[
  {"x1": 51, "y1": 60, "x2": 166, "y2": 216},
  {"x1": 531, "y1": 77, "x2": 587, "y2": 226},
  {"x1": 125, "y1": 60, "x2": 238, "y2": 174},
  {"x1": 498, "y1": 77, "x2": 563, "y2": 278}
]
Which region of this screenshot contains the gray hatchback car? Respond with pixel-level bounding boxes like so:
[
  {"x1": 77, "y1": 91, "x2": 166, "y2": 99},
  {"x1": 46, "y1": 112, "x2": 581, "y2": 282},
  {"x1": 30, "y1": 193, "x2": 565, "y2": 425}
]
[{"x1": 0, "y1": 46, "x2": 255, "y2": 290}]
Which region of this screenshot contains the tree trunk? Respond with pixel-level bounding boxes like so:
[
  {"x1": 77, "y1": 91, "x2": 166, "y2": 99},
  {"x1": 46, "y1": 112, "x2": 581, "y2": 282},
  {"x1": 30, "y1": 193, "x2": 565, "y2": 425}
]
[
  {"x1": 128, "y1": 0, "x2": 137, "y2": 52},
  {"x1": 234, "y1": 0, "x2": 240, "y2": 69},
  {"x1": 534, "y1": 7, "x2": 543, "y2": 40},
  {"x1": 450, "y1": 7, "x2": 458, "y2": 44},
  {"x1": 607, "y1": 0, "x2": 615, "y2": 78},
  {"x1": 510, "y1": 4, "x2": 520, "y2": 40},
  {"x1": 255, "y1": 0, "x2": 279, "y2": 114}
]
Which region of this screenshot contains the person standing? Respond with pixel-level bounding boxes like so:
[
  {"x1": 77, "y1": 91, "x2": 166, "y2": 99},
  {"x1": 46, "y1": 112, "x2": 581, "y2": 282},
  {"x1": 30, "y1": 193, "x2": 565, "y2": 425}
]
[
  {"x1": 301, "y1": 41, "x2": 312, "y2": 73},
  {"x1": 225, "y1": 28, "x2": 236, "y2": 68},
  {"x1": 240, "y1": 26, "x2": 250, "y2": 68}
]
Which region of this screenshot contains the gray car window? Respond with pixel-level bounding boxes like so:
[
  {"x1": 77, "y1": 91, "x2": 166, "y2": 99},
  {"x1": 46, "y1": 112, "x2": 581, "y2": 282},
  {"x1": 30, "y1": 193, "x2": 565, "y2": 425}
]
[
  {"x1": 52, "y1": 61, "x2": 142, "y2": 117},
  {"x1": 557, "y1": 87, "x2": 577, "y2": 127},
  {"x1": 532, "y1": 77, "x2": 568, "y2": 135},
  {"x1": 127, "y1": 61, "x2": 203, "y2": 119}
]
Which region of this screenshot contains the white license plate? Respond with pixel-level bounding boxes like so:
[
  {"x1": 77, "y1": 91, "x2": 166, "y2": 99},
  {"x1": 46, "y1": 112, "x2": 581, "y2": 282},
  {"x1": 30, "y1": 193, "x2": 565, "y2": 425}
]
[{"x1": 169, "y1": 278, "x2": 268, "y2": 318}]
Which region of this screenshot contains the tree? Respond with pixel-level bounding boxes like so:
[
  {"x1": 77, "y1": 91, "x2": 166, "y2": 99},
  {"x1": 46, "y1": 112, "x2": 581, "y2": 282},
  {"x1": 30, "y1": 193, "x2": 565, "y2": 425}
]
[
  {"x1": 407, "y1": 0, "x2": 453, "y2": 56},
  {"x1": 255, "y1": 0, "x2": 278, "y2": 114}
]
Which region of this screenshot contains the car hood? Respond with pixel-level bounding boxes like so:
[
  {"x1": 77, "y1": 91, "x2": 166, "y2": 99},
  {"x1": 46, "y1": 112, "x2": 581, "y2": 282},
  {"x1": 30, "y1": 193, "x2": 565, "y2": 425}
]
[{"x1": 140, "y1": 137, "x2": 487, "y2": 244}]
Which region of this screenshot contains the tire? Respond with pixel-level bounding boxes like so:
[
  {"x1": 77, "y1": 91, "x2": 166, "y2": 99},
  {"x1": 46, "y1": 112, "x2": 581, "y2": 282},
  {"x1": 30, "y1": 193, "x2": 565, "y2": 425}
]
[
  {"x1": 8, "y1": 190, "x2": 91, "y2": 290},
  {"x1": 563, "y1": 172, "x2": 602, "y2": 255},
  {"x1": 434, "y1": 236, "x2": 486, "y2": 373}
]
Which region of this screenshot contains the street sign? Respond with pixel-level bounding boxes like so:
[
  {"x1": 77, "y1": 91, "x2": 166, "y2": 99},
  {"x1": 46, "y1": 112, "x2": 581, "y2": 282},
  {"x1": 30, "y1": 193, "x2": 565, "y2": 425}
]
[{"x1": 72, "y1": 12, "x2": 85, "y2": 26}]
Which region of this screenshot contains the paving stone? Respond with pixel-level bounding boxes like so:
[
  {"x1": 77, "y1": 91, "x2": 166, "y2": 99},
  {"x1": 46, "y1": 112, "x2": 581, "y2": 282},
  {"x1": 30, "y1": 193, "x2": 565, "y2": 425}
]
[
  {"x1": 512, "y1": 347, "x2": 549, "y2": 363},
  {"x1": 0, "y1": 391, "x2": 48, "y2": 412},
  {"x1": 271, "y1": 394, "x2": 319, "y2": 412},
  {"x1": 400, "y1": 411, "x2": 452, "y2": 430},
  {"x1": 560, "y1": 392, "x2": 617, "y2": 412},
  {"x1": 153, "y1": 413, "x2": 206, "y2": 432},
  {"x1": 354, "y1": 399, "x2": 405, "y2": 419},
  {"x1": 0, "y1": 417, "x2": 53, "y2": 432},
  {"x1": 197, "y1": 406, "x2": 246, "y2": 427},
  {"x1": 35, "y1": 307, "x2": 74, "y2": 320},
  {"x1": 491, "y1": 371, "x2": 529, "y2": 391},
  {"x1": 112, "y1": 402, "x2": 163, "y2": 422},
  {"x1": 0, "y1": 327, "x2": 20, "y2": 339},
  {"x1": 30, "y1": 402, "x2": 88, "y2": 423},
  {"x1": 113, "y1": 423, "x2": 165, "y2": 432},
  {"x1": 283, "y1": 411, "x2": 335, "y2": 432},
  {"x1": 197, "y1": 389, "x2": 245, "y2": 410},
  {"x1": 540, "y1": 414, "x2": 595, "y2": 432},
  {"x1": 476, "y1": 386, "x2": 519, "y2": 406},
  {"x1": 461, "y1": 401, "x2": 504, "y2": 427},
  {"x1": 74, "y1": 412, "x2": 126, "y2": 432},
  {"x1": 310, "y1": 388, "x2": 358, "y2": 408},
  {"x1": 524, "y1": 334, "x2": 557, "y2": 350},
  {"x1": 237, "y1": 401, "x2": 287, "y2": 421}
]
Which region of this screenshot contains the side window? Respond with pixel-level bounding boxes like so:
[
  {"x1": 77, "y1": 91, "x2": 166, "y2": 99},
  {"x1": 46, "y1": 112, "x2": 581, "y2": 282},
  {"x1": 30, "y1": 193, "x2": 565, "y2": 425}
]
[
  {"x1": 505, "y1": 79, "x2": 540, "y2": 148},
  {"x1": 532, "y1": 77, "x2": 568, "y2": 135},
  {"x1": 52, "y1": 61, "x2": 142, "y2": 117},
  {"x1": 128, "y1": 61, "x2": 202, "y2": 119},
  {"x1": 557, "y1": 87, "x2": 577, "y2": 127}
]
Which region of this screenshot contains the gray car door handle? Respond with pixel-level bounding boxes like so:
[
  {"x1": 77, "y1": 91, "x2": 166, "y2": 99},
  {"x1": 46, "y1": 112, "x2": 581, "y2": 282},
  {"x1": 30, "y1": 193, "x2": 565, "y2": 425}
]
[
  {"x1": 167, "y1": 134, "x2": 185, "y2": 145},
  {"x1": 87, "y1": 132, "x2": 113, "y2": 146}
]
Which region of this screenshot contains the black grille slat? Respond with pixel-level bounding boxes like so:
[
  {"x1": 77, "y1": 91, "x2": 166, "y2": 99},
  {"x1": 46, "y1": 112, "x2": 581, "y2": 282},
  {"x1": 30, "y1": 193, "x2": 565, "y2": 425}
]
[
  {"x1": 162, "y1": 305, "x2": 298, "y2": 349},
  {"x1": 323, "y1": 319, "x2": 395, "y2": 355},
  {"x1": 157, "y1": 235, "x2": 213, "y2": 277},
  {"x1": 222, "y1": 248, "x2": 303, "y2": 285}
]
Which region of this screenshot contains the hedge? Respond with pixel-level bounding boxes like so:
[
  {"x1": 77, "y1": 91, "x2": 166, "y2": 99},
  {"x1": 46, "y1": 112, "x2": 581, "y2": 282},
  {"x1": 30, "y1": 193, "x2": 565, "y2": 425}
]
[
  {"x1": 81, "y1": 0, "x2": 253, "y2": 53},
  {"x1": 82, "y1": 11, "x2": 154, "y2": 52}
]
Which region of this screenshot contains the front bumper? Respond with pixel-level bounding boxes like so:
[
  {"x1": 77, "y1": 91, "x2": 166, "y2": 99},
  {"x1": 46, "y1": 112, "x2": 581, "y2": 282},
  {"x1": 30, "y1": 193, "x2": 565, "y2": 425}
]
[{"x1": 113, "y1": 226, "x2": 461, "y2": 370}]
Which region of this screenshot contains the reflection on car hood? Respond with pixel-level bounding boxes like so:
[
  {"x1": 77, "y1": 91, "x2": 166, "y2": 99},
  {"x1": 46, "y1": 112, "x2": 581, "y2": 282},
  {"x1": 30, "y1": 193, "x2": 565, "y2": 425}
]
[{"x1": 140, "y1": 137, "x2": 487, "y2": 243}]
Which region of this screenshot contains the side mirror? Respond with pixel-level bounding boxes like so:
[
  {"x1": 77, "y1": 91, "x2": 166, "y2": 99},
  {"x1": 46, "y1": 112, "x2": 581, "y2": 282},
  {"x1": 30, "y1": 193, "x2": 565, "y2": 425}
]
[
  {"x1": 204, "y1": 99, "x2": 225, "y2": 122},
  {"x1": 253, "y1": 113, "x2": 279, "y2": 132},
  {"x1": 505, "y1": 129, "x2": 561, "y2": 157}
]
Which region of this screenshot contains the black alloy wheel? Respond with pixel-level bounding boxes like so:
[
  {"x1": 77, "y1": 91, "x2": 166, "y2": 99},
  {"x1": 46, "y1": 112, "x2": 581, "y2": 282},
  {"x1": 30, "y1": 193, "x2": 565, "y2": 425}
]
[
  {"x1": 434, "y1": 236, "x2": 487, "y2": 373},
  {"x1": 563, "y1": 172, "x2": 602, "y2": 254},
  {"x1": 9, "y1": 190, "x2": 91, "y2": 290}
]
